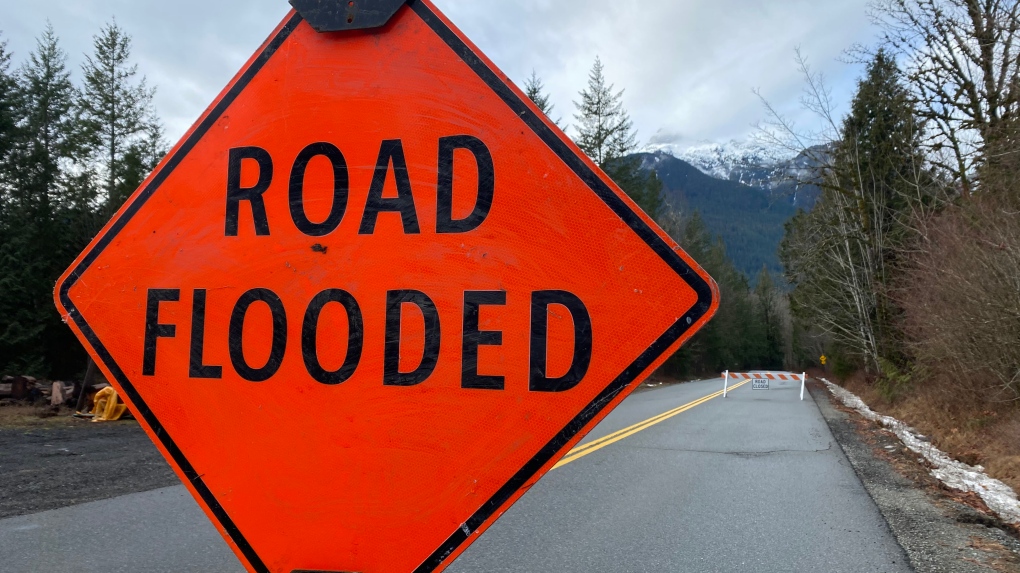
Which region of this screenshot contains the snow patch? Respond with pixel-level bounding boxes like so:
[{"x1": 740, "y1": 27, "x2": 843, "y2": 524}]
[
  {"x1": 822, "y1": 378, "x2": 1020, "y2": 525},
  {"x1": 640, "y1": 140, "x2": 794, "y2": 181}
]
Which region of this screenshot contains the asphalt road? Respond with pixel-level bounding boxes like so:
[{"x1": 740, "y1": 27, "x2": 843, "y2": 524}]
[
  {"x1": 449, "y1": 376, "x2": 911, "y2": 573},
  {"x1": 0, "y1": 376, "x2": 911, "y2": 573}
]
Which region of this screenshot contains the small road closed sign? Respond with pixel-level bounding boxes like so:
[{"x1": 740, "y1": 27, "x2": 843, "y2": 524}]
[
  {"x1": 54, "y1": 1, "x2": 718, "y2": 572},
  {"x1": 753, "y1": 378, "x2": 771, "y2": 390}
]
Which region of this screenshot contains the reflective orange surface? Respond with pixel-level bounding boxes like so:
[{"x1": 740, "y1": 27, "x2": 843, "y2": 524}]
[{"x1": 56, "y1": 3, "x2": 717, "y2": 572}]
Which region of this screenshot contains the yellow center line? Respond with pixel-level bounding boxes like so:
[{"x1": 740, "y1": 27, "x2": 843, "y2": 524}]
[{"x1": 553, "y1": 379, "x2": 750, "y2": 469}]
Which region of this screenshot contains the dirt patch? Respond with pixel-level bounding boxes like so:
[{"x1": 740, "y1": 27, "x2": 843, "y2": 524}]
[
  {"x1": 0, "y1": 413, "x2": 179, "y2": 519},
  {"x1": 0, "y1": 404, "x2": 93, "y2": 429},
  {"x1": 969, "y1": 537, "x2": 1020, "y2": 573}
]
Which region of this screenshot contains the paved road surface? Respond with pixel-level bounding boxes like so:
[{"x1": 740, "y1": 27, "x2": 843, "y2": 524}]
[
  {"x1": 449, "y1": 376, "x2": 910, "y2": 573},
  {"x1": 0, "y1": 377, "x2": 911, "y2": 572}
]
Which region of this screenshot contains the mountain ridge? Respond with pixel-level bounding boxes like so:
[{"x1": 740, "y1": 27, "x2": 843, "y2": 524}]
[
  {"x1": 631, "y1": 150, "x2": 799, "y2": 279},
  {"x1": 641, "y1": 140, "x2": 826, "y2": 210}
]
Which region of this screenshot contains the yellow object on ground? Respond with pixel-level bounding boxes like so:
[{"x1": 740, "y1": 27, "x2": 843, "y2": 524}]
[{"x1": 90, "y1": 387, "x2": 128, "y2": 422}]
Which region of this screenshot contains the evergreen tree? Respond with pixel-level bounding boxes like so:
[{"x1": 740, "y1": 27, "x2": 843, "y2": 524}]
[
  {"x1": 0, "y1": 23, "x2": 166, "y2": 377},
  {"x1": 782, "y1": 50, "x2": 930, "y2": 372},
  {"x1": 115, "y1": 120, "x2": 167, "y2": 201},
  {"x1": 573, "y1": 57, "x2": 635, "y2": 166},
  {"x1": 661, "y1": 211, "x2": 766, "y2": 376},
  {"x1": 0, "y1": 35, "x2": 18, "y2": 201},
  {"x1": 0, "y1": 33, "x2": 31, "y2": 374},
  {"x1": 839, "y1": 50, "x2": 926, "y2": 241},
  {"x1": 524, "y1": 70, "x2": 558, "y2": 124},
  {"x1": 573, "y1": 57, "x2": 662, "y2": 218},
  {"x1": 78, "y1": 21, "x2": 156, "y2": 212},
  {"x1": 839, "y1": 49, "x2": 927, "y2": 368},
  {"x1": 753, "y1": 267, "x2": 786, "y2": 369},
  {"x1": 0, "y1": 25, "x2": 87, "y2": 376},
  {"x1": 607, "y1": 157, "x2": 664, "y2": 219},
  {"x1": 12, "y1": 24, "x2": 77, "y2": 211},
  {"x1": 0, "y1": 224, "x2": 52, "y2": 375}
]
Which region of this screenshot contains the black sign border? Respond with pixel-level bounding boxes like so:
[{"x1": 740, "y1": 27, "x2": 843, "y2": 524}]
[{"x1": 56, "y1": 3, "x2": 716, "y2": 572}]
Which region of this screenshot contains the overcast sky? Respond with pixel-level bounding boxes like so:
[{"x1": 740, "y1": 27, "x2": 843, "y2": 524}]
[{"x1": 2, "y1": 0, "x2": 877, "y2": 149}]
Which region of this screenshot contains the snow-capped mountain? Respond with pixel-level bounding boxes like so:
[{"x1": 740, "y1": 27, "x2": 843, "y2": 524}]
[
  {"x1": 631, "y1": 150, "x2": 796, "y2": 277},
  {"x1": 643, "y1": 140, "x2": 789, "y2": 187},
  {"x1": 641, "y1": 140, "x2": 827, "y2": 209}
]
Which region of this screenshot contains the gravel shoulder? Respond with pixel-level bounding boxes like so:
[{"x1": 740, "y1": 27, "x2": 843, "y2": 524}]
[
  {"x1": 810, "y1": 382, "x2": 1020, "y2": 573},
  {"x1": 0, "y1": 409, "x2": 179, "y2": 519}
]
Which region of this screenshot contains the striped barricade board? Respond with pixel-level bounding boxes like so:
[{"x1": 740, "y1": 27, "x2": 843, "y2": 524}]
[
  {"x1": 723, "y1": 371, "x2": 808, "y2": 400},
  {"x1": 733, "y1": 372, "x2": 801, "y2": 381}
]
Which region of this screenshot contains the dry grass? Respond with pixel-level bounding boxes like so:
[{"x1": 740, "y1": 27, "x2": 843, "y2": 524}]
[
  {"x1": 841, "y1": 371, "x2": 1020, "y2": 494},
  {"x1": 0, "y1": 404, "x2": 88, "y2": 429},
  {"x1": 896, "y1": 193, "x2": 1020, "y2": 405},
  {"x1": 968, "y1": 536, "x2": 1020, "y2": 572}
]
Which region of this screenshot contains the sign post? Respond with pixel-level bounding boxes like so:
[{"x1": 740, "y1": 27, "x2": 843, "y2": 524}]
[
  {"x1": 54, "y1": 2, "x2": 718, "y2": 571},
  {"x1": 723, "y1": 370, "x2": 729, "y2": 398}
]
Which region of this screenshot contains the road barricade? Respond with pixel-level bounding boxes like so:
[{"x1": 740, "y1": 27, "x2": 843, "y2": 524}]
[{"x1": 722, "y1": 371, "x2": 808, "y2": 400}]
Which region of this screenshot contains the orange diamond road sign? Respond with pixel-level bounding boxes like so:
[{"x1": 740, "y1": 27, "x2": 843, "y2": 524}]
[{"x1": 54, "y1": 1, "x2": 718, "y2": 572}]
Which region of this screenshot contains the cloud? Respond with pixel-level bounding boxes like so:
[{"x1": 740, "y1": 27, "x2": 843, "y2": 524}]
[
  {"x1": 2, "y1": 0, "x2": 877, "y2": 149},
  {"x1": 442, "y1": 0, "x2": 876, "y2": 147}
]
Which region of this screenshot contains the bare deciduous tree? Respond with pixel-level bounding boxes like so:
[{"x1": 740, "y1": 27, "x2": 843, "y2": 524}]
[
  {"x1": 900, "y1": 194, "x2": 1020, "y2": 399},
  {"x1": 869, "y1": 0, "x2": 1020, "y2": 195}
]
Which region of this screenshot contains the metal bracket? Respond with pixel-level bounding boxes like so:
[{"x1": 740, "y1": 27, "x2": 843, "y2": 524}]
[{"x1": 289, "y1": 0, "x2": 408, "y2": 32}]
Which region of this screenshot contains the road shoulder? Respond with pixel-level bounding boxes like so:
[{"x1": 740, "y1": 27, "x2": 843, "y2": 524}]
[
  {"x1": 810, "y1": 382, "x2": 1020, "y2": 573},
  {"x1": 0, "y1": 421, "x2": 178, "y2": 519}
]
